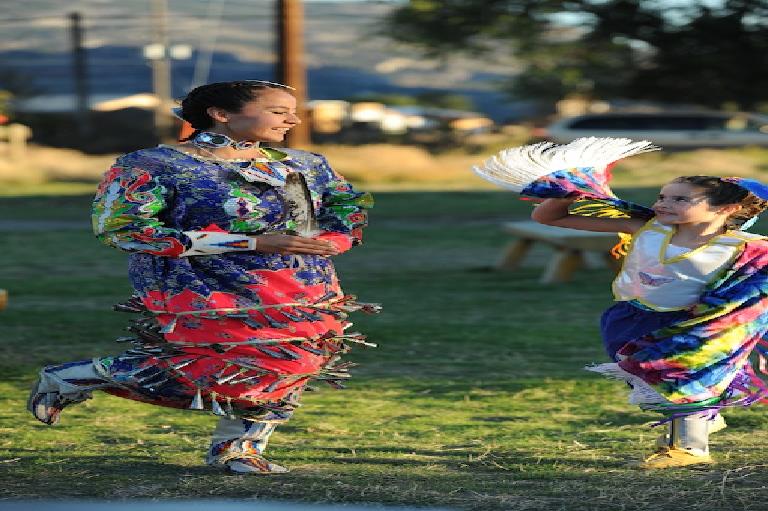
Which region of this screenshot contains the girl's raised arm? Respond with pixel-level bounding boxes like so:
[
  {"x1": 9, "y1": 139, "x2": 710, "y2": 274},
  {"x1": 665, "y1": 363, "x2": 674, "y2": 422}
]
[{"x1": 531, "y1": 198, "x2": 647, "y2": 234}]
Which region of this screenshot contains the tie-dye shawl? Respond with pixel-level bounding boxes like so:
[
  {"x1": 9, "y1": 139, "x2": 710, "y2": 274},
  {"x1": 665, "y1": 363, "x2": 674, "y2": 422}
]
[
  {"x1": 562, "y1": 189, "x2": 768, "y2": 415},
  {"x1": 516, "y1": 165, "x2": 768, "y2": 414},
  {"x1": 615, "y1": 239, "x2": 768, "y2": 414}
]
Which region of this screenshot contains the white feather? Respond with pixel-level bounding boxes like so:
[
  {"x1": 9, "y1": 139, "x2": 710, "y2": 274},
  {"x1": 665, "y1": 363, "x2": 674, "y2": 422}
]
[
  {"x1": 283, "y1": 172, "x2": 318, "y2": 237},
  {"x1": 472, "y1": 137, "x2": 660, "y2": 192},
  {"x1": 586, "y1": 363, "x2": 668, "y2": 405}
]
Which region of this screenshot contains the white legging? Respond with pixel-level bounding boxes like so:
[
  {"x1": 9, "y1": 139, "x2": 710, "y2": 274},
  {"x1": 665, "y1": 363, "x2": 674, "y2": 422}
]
[
  {"x1": 206, "y1": 416, "x2": 284, "y2": 465},
  {"x1": 669, "y1": 412, "x2": 711, "y2": 455},
  {"x1": 36, "y1": 361, "x2": 288, "y2": 464}
]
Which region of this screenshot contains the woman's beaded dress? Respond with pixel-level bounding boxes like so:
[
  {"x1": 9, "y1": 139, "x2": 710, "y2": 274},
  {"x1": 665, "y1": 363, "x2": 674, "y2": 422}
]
[{"x1": 84, "y1": 145, "x2": 375, "y2": 419}]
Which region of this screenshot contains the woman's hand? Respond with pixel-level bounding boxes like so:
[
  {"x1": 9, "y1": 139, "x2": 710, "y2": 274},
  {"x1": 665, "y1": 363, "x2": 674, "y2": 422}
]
[{"x1": 251, "y1": 234, "x2": 339, "y2": 256}]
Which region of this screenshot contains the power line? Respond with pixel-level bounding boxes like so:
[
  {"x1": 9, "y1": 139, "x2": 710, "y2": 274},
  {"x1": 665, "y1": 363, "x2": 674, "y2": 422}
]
[
  {"x1": 4, "y1": 61, "x2": 152, "y2": 67},
  {"x1": 191, "y1": 0, "x2": 226, "y2": 88},
  {"x1": 0, "y1": 9, "x2": 377, "y2": 24}
]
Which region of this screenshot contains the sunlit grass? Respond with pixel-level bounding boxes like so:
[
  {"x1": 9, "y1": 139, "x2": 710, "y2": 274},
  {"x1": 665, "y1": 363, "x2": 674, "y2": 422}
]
[
  {"x1": 2, "y1": 190, "x2": 768, "y2": 509},
  {"x1": 2, "y1": 144, "x2": 767, "y2": 194},
  {"x1": 0, "y1": 181, "x2": 99, "y2": 197}
]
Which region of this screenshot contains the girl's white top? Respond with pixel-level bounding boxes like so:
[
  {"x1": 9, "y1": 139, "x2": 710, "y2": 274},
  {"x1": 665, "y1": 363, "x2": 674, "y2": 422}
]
[{"x1": 612, "y1": 219, "x2": 762, "y2": 311}]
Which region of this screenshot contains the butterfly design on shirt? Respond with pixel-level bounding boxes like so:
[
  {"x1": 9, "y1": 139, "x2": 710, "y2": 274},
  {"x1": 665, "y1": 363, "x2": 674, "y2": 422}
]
[{"x1": 638, "y1": 271, "x2": 676, "y2": 287}]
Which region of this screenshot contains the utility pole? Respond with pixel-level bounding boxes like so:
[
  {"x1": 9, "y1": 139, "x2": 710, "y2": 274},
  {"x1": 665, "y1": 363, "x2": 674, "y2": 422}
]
[
  {"x1": 276, "y1": 0, "x2": 310, "y2": 147},
  {"x1": 150, "y1": 0, "x2": 174, "y2": 141},
  {"x1": 69, "y1": 12, "x2": 91, "y2": 138}
]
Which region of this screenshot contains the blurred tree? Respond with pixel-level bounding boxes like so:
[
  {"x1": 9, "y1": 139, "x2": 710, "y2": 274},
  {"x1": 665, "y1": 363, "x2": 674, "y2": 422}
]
[
  {"x1": 416, "y1": 91, "x2": 475, "y2": 111},
  {"x1": 385, "y1": 0, "x2": 567, "y2": 55},
  {"x1": 618, "y1": 0, "x2": 768, "y2": 109},
  {"x1": 347, "y1": 91, "x2": 475, "y2": 110},
  {"x1": 386, "y1": 0, "x2": 768, "y2": 109},
  {"x1": 0, "y1": 68, "x2": 41, "y2": 98},
  {"x1": 0, "y1": 91, "x2": 12, "y2": 117},
  {"x1": 346, "y1": 93, "x2": 419, "y2": 106}
]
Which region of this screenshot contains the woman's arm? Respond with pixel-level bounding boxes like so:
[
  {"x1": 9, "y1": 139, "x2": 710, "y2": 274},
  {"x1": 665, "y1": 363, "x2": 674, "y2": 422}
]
[
  {"x1": 93, "y1": 161, "x2": 195, "y2": 257},
  {"x1": 531, "y1": 198, "x2": 647, "y2": 233},
  {"x1": 92, "y1": 158, "x2": 264, "y2": 257},
  {"x1": 92, "y1": 158, "x2": 339, "y2": 257},
  {"x1": 312, "y1": 154, "x2": 373, "y2": 254}
]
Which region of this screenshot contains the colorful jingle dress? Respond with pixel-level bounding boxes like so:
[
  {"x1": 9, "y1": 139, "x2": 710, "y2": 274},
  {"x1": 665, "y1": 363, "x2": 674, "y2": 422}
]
[
  {"x1": 33, "y1": 145, "x2": 376, "y2": 432},
  {"x1": 472, "y1": 138, "x2": 768, "y2": 466}
]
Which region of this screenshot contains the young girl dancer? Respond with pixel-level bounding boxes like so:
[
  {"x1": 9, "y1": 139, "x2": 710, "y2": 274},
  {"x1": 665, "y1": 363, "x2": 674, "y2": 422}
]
[
  {"x1": 27, "y1": 80, "x2": 377, "y2": 474},
  {"x1": 473, "y1": 138, "x2": 768, "y2": 468}
]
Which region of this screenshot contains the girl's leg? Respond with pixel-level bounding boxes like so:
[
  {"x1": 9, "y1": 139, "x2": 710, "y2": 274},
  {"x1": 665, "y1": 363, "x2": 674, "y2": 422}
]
[
  {"x1": 206, "y1": 415, "x2": 290, "y2": 474},
  {"x1": 27, "y1": 360, "x2": 114, "y2": 425},
  {"x1": 655, "y1": 413, "x2": 726, "y2": 448},
  {"x1": 670, "y1": 412, "x2": 712, "y2": 456},
  {"x1": 641, "y1": 412, "x2": 714, "y2": 469}
]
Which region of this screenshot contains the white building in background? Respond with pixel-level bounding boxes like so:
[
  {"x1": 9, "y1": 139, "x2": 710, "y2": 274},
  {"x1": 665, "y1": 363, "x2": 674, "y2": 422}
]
[
  {"x1": 11, "y1": 93, "x2": 161, "y2": 114},
  {"x1": 308, "y1": 100, "x2": 494, "y2": 136},
  {"x1": 349, "y1": 102, "x2": 386, "y2": 123},
  {"x1": 92, "y1": 94, "x2": 161, "y2": 112},
  {"x1": 307, "y1": 100, "x2": 350, "y2": 134},
  {"x1": 13, "y1": 94, "x2": 497, "y2": 140},
  {"x1": 315, "y1": 101, "x2": 411, "y2": 135}
]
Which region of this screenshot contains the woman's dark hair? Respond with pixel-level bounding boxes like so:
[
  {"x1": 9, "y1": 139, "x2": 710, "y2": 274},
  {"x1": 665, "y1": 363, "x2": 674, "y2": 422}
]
[
  {"x1": 672, "y1": 175, "x2": 768, "y2": 229},
  {"x1": 179, "y1": 81, "x2": 289, "y2": 140}
]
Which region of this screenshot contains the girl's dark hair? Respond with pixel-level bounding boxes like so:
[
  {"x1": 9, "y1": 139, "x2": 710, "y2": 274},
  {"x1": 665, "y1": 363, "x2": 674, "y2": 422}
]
[
  {"x1": 179, "y1": 81, "x2": 289, "y2": 140},
  {"x1": 672, "y1": 175, "x2": 768, "y2": 229}
]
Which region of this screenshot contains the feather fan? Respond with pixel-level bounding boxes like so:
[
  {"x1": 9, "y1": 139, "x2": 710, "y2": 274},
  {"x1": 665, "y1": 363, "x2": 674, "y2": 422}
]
[
  {"x1": 283, "y1": 171, "x2": 319, "y2": 237},
  {"x1": 472, "y1": 137, "x2": 659, "y2": 199}
]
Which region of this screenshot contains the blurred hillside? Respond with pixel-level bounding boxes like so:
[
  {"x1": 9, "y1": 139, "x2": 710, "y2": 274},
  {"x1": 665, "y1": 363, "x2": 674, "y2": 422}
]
[{"x1": 0, "y1": 0, "x2": 528, "y2": 122}]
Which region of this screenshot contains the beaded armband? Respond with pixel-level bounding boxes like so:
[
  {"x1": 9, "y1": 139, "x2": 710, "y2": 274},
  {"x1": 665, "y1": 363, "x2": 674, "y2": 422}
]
[{"x1": 179, "y1": 231, "x2": 257, "y2": 256}]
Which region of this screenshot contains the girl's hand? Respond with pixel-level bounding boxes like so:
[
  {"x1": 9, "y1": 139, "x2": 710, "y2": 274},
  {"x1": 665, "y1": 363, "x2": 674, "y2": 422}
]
[{"x1": 251, "y1": 234, "x2": 339, "y2": 256}]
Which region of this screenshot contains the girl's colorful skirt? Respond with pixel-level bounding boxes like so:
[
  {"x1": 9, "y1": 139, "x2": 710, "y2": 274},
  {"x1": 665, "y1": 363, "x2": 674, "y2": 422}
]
[{"x1": 600, "y1": 301, "x2": 690, "y2": 361}]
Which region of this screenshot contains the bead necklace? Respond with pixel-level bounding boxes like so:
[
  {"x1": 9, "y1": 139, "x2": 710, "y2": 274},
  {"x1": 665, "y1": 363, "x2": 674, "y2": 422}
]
[
  {"x1": 193, "y1": 144, "x2": 268, "y2": 163},
  {"x1": 192, "y1": 131, "x2": 259, "y2": 151},
  {"x1": 184, "y1": 144, "x2": 290, "y2": 187}
]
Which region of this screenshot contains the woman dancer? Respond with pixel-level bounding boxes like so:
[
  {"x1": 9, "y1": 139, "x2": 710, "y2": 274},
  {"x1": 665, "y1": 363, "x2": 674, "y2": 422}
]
[{"x1": 28, "y1": 80, "x2": 377, "y2": 474}]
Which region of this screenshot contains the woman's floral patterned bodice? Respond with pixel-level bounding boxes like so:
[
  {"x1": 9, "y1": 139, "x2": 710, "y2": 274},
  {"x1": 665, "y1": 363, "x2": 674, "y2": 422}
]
[{"x1": 91, "y1": 146, "x2": 372, "y2": 314}]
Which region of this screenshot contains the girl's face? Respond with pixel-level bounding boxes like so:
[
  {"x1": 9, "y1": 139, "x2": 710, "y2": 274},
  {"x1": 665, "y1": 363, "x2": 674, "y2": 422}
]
[
  {"x1": 652, "y1": 182, "x2": 736, "y2": 226},
  {"x1": 208, "y1": 88, "x2": 301, "y2": 143}
]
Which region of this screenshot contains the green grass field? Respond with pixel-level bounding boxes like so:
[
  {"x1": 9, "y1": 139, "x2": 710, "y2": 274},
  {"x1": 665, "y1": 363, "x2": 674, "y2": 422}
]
[{"x1": 3, "y1": 186, "x2": 768, "y2": 510}]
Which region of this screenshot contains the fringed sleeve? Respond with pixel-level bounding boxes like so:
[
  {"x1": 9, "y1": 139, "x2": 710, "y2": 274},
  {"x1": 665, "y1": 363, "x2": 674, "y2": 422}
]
[
  {"x1": 313, "y1": 155, "x2": 373, "y2": 253},
  {"x1": 91, "y1": 155, "x2": 256, "y2": 257}
]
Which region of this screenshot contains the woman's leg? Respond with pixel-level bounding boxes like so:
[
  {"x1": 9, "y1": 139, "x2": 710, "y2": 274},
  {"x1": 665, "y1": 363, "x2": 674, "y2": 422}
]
[
  {"x1": 206, "y1": 414, "x2": 291, "y2": 474},
  {"x1": 31, "y1": 359, "x2": 292, "y2": 474},
  {"x1": 671, "y1": 413, "x2": 711, "y2": 456},
  {"x1": 27, "y1": 359, "x2": 114, "y2": 425}
]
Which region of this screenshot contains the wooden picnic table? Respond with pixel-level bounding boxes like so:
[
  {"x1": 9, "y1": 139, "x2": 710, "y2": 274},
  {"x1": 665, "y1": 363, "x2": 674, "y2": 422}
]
[{"x1": 497, "y1": 220, "x2": 622, "y2": 283}]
